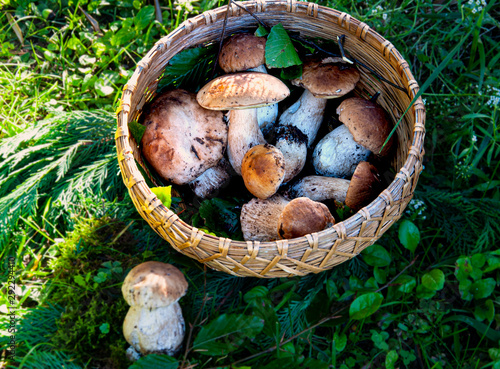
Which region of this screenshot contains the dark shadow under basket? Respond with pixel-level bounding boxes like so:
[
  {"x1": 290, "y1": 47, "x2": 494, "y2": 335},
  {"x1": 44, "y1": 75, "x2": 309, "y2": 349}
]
[{"x1": 115, "y1": 0, "x2": 426, "y2": 278}]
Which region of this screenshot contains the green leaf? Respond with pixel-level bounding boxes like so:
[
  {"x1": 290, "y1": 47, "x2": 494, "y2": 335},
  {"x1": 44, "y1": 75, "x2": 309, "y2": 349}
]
[
  {"x1": 333, "y1": 331, "x2": 347, "y2": 352},
  {"x1": 128, "y1": 120, "x2": 147, "y2": 144},
  {"x1": 474, "y1": 299, "x2": 495, "y2": 322},
  {"x1": 255, "y1": 25, "x2": 269, "y2": 37},
  {"x1": 151, "y1": 186, "x2": 172, "y2": 208},
  {"x1": 422, "y1": 269, "x2": 445, "y2": 291},
  {"x1": 99, "y1": 323, "x2": 110, "y2": 334},
  {"x1": 192, "y1": 314, "x2": 264, "y2": 356},
  {"x1": 198, "y1": 198, "x2": 242, "y2": 239},
  {"x1": 362, "y1": 244, "x2": 391, "y2": 267},
  {"x1": 74, "y1": 275, "x2": 86, "y2": 287},
  {"x1": 470, "y1": 278, "x2": 496, "y2": 299},
  {"x1": 94, "y1": 78, "x2": 114, "y2": 96},
  {"x1": 349, "y1": 292, "x2": 383, "y2": 320},
  {"x1": 416, "y1": 284, "x2": 436, "y2": 299},
  {"x1": 157, "y1": 46, "x2": 216, "y2": 92},
  {"x1": 395, "y1": 274, "x2": 416, "y2": 293},
  {"x1": 455, "y1": 256, "x2": 473, "y2": 282},
  {"x1": 244, "y1": 286, "x2": 269, "y2": 302},
  {"x1": 134, "y1": 5, "x2": 155, "y2": 31},
  {"x1": 129, "y1": 354, "x2": 178, "y2": 369},
  {"x1": 398, "y1": 220, "x2": 420, "y2": 252},
  {"x1": 443, "y1": 315, "x2": 500, "y2": 342},
  {"x1": 386, "y1": 350, "x2": 399, "y2": 369},
  {"x1": 265, "y1": 23, "x2": 302, "y2": 69},
  {"x1": 374, "y1": 267, "x2": 387, "y2": 284}
]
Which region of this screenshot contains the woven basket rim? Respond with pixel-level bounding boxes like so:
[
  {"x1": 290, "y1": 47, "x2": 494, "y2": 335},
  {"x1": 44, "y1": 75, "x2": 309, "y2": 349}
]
[{"x1": 116, "y1": 0, "x2": 426, "y2": 277}]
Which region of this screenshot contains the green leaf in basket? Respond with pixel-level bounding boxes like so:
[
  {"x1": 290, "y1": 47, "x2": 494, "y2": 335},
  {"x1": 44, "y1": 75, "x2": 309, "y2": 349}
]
[
  {"x1": 265, "y1": 23, "x2": 302, "y2": 69},
  {"x1": 192, "y1": 313, "x2": 264, "y2": 356},
  {"x1": 129, "y1": 354, "x2": 178, "y2": 369},
  {"x1": 134, "y1": 5, "x2": 155, "y2": 31},
  {"x1": 157, "y1": 45, "x2": 216, "y2": 93},
  {"x1": 151, "y1": 186, "x2": 172, "y2": 208},
  {"x1": 349, "y1": 292, "x2": 383, "y2": 320},
  {"x1": 422, "y1": 269, "x2": 445, "y2": 291},
  {"x1": 398, "y1": 219, "x2": 420, "y2": 252},
  {"x1": 128, "y1": 120, "x2": 147, "y2": 144},
  {"x1": 362, "y1": 244, "x2": 391, "y2": 267}
]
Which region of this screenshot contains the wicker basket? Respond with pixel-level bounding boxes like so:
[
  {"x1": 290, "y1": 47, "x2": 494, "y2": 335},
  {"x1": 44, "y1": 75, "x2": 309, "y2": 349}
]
[{"x1": 115, "y1": 0, "x2": 425, "y2": 278}]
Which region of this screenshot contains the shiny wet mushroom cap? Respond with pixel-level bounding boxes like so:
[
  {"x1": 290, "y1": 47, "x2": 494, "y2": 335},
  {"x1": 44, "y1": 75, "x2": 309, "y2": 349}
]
[{"x1": 196, "y1": 72, "x2": 290, "y2": 110}]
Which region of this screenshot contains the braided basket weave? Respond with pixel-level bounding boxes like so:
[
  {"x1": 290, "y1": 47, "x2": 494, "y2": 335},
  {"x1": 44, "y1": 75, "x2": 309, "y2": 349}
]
[{"x1": 116, "y1": 0, "x2": 425, "y2": 278}]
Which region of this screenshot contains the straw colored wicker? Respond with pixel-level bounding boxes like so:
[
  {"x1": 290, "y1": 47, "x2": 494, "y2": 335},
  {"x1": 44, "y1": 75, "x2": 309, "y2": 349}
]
[{"x1": 115, "y1": 0, "x2": 426, "y2": 278}]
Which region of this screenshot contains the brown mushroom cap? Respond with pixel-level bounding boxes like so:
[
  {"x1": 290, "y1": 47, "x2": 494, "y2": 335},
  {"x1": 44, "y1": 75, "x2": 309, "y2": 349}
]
[
  {"x1": 240, "y1": 195, "x2": 289, "y2": 241},
  {"x1": 122, "y1": 261, "x2": 188, "y2": 309},
  {"x1": 277, "y1": 197, "x2": 335, "y2": 239},
  {"x1": 219, "y1": 33, "x2": 266, "y2": 73},
  {"x1": 196, "y1": 72, "x2": 290, "y2": 110},
  {"x1": 345, "y1": 161, "x2": 383, "y2": 211},
  {"x1": 337, "y1": 97, "x2": 394, "y2": 156},
  {"x1": 140, "y1": 90, "x2": 227, "y2": 185},
  {"x1": 291, "y1": 58, "x2": 360, "y2": 98},
  {"x1": 241, "y1": 143, "x2": 286, "y2": 199}
]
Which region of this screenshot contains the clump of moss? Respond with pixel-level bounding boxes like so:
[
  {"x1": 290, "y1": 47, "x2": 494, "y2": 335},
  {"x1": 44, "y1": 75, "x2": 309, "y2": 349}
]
[{"x1": 48, "y1": 217, "x2": 143, "y2": 368}]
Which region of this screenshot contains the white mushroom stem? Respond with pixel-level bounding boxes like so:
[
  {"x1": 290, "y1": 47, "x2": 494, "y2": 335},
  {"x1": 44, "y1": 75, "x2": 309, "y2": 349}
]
[
  {"x1": 248, "y1": 65, "x2": 279, "y2": 135},
  {"x1": 189, "y1": 158, "x2": 232, "y2": 199},
  {"x1": 227, "y1": 108, "x2": 266, "y2": 175},
  {"x1": 313, "y1": 124, "x2": 370, "y2": 178},
  {"x1": 123, "y1": 301, "x2": 185, "y2": 356},
  {"x1": 287, "y1": 175, "x2": 351, "y2": 203},
  {"x1": 278, "y1": 89, "x2": 327, "y2": 147},
  {"x1": 275, "y1": 126, "x2": 308, "y2": 183}
]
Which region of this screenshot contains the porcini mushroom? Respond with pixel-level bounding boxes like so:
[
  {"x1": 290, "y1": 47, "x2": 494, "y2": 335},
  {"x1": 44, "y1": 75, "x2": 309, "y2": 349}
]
[
  {"x1": 218, "y1": 33, "x2": 278, "y2": 135},
  {"x1": 122, "y1": 261, "x2": 188, "y2": 357},
  {"x1": 313, "y1": 96, "x2": 393, "y2": 177},
  {"x1": 197, "y1": 72, "x2": 289, "y2": 174},
  {"x1": 241, "y1": 143, "x2": 286, "y2": 199},
  {"x1": 141, "y1": 89, "x2": 229, "y2": 195},
  {"x1": 240, "y1": 195, "x2": 335, "y2": 241},
  {"x1": 287, "y1": 161, "x2": 382, "y2": 211},
  {"x1": 278, "y1": 57, "x2": 360, "y2": 147}
]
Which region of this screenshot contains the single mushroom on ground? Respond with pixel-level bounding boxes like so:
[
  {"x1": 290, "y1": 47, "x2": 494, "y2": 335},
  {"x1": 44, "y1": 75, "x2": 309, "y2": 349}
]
[
  {"x1": 240, "y1": 195, "x2": 335, "y2": 241},
  {"x1": 140, "y1": 89, "x2": 230, "y2": 197},
  {"x1": 241, "y1": 143, "x2": 286, "y2": 199},
  {"x1": 218, "y1": 32, "x2": 278, "y2": 135},
  {"x1": 196, "y1": 72, "x2": 289, "y2": 175},
  {"x1": 122, "y1": 261, "x2": 188, "y2": 358},
  {"x1": 313, "y1": 96, "x2": 393, "y2": 178},
  {"x1": 287, "y1": 161, "x2": 382, "y2": 211}
]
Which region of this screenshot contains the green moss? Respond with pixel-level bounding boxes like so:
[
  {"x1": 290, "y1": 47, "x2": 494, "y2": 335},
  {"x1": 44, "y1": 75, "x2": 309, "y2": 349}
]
[{"x1": 47, "y1": 217, "x2": 143, "y2": 368}]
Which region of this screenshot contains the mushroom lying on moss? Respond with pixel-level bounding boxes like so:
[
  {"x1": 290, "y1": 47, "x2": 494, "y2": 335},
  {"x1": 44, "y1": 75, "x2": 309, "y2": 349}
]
[{"x1": 122, "y1": 261, "x2": 188, "y2": 358}]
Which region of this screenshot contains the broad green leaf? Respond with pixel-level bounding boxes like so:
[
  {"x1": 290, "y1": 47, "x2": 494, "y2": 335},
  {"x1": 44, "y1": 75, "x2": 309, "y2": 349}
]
[
  {"x1": 416, "y1": 284, "x2": 436, "y2": 299},
  {"x1": 111, "y1": 26, "x2": 136, "y2": 47},
  {"x1": 157, "y1": 46, "x2": 216, "y2": 92},
  {"x1": 489, "y1": 348, "x2": 500, "y2": 361},
  {"x1": 129, "y1": 354, "x2": 178, "y2": 369},
  {"x1": 484, "y1": 255, "x2": 500, "y2": 273},
  {"x1": 99, "y1": 323, "x2": 110, "y2": 334},
  {"x1": 265, "y1": 23, "x2": 302, "y2": 69},
  {"x1": 374, "y1": 267, "x2": 387, "y2": 284},
  {"x1": 244, "y1": 286, "x2": 269, "y2": 302},
  {"x1": 470, "y1": 278, "x2": 496, "y2": 299},
  {"x1": 94, "y1": 78, "x2": 114, "y2": 96},
  {"x1": 386, "y1": 350, "x2": 399, "y2": 369},
  {"x1": 74, "y1": 275, "x2": 86, "y2": 287},
  {"x1": 349, "y1": 292, "x2": 383, "y2": 320},
  {"x1": 455, "y1": 256, "x2": 473, "y2": 282},
  {"x1": 474, "y1": 299, "x2": 495, "y2": 322},
  {"x1": 79, "y1": 54, "x2": 97, "y2": 65},
  {"x1": 395, "y1": 274, "x2": 416, "y2": 293},
  {"x1": 255, "y1": 25, "x2": 269, "y2": 37},
  {"x1": 422, "y1": 269, "x2": 445, "y2": 291},
  {"x1": 134, "y1": 5, "x2": 155, "y2": 31},
  {"x1": 458, "y1": 279, "x2": 473, "y2": 301},
  {"x1": 326, "y1": 278, "x2": 339, "y2": 300},
  {"x1": 151, "y1": 186, "x2": 172, "y2": 208},
  {"x1": 333, "y1": 331, "x2": 347, "y2": 352},
  {"x1": 192, "y1": 314, "x2": 264, "y2": 356},
  {"x1": 398, "y1": 220, "x2": 420, "y2": 252},
  {"x1": 128, "y1": 121, "x2": 147, "y2": 143},
  {"x1": 362, "y1": 244, "x2": 391, "y2": 267}
]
